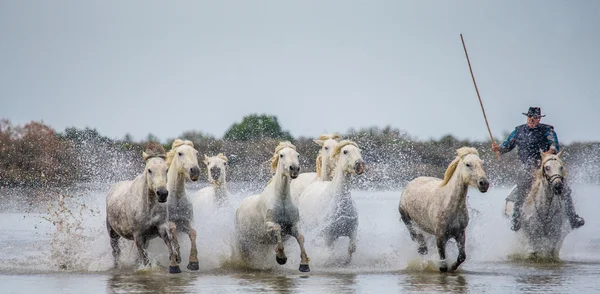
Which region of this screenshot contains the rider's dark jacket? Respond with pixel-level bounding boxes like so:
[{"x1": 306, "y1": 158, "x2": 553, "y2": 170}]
[{"x1": 499, "y1": 123, "x2": 560, "y2": 168}]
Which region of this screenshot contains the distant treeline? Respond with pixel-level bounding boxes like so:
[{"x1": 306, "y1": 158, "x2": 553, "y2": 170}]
[{"x1": 1, "y1": 115, "x2": 599, "y2": 190}]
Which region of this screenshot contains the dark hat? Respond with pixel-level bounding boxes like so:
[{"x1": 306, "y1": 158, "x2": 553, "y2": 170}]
[{"x1": 522, "y1": 107, "x2": 545, "y2": 118}]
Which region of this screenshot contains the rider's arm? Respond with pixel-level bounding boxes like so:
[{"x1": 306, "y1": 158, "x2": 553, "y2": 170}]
[
  {"x1": 546, "y1": 128, "x2": 560, "y2": 153},
  {"x1": 499, "y1": 129, "x2": 517, "y2": 154}
]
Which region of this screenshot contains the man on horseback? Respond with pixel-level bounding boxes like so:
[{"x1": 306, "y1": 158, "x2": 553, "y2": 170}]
[{"x1": 491, "y1": 107, "x2": 585, "y2": 231}]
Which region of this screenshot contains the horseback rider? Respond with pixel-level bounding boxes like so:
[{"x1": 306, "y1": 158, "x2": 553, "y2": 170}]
[{"x1": 491, "y1": 107, "x2": 585, "y2": 231}]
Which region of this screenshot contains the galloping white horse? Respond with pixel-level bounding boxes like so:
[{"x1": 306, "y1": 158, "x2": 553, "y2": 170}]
[
  {"x1": 518, "y1": 152, "x2": 570, "y2": 259},
  {"x1": 399, "y1": 147, "x2": 489, "y2": 272},
  {"x1": 291, "y1": 133, "x2": 341, "y2": 203},
  {"x1": 298, "y1": 140, "x2": 365, "y2": 263},
  {"x1": 235, "y1": 141, "x2": 310, "y2": 272},
  {"x1": 106, "y1": 144, "x2": 182, "y2": 273},
  {"x1": 194, "y1": 153, "x2": 230, "y2": 209},
  {"x1": 166, "y1": 139, "x2": 201, "y2": 271}
]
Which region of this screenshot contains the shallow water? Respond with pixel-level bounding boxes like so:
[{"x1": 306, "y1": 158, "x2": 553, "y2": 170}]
[{"x1": 1, "y1": 183, "x2": 599, "y2": 293}]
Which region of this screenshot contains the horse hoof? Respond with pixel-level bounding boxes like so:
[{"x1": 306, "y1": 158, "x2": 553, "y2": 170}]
[
  {"x1": 299, "y1": 264, "x2": 310, "y2": 272},
  {"x1": 418, "y1": 246, "x2": 428, "y2": 255},
  {"x1": 187, "y1": 262, "x2": 199, "y2": 271},
  {"x1": 169, "y1": 266, "x2": 182, "y2": 274},
  {"x1": 276, "y1": 256, "x2": 287, "y2": 265}
]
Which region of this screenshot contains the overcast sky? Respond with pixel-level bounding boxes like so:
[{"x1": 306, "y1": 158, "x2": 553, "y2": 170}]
[{"x1": 1, "y1": 1, "x2": 598, "y2": 144}]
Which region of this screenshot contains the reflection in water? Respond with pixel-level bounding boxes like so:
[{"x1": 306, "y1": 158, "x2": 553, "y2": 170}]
[
  {"x1": 107, "y1": 271, "x2": 197, "y2": 294},
  {"x1": 401, "y1": 273, "x2": 467, "y2": 293},
  {"x1": 235, "y1": 273, "x2": 298, "y2": 294}
]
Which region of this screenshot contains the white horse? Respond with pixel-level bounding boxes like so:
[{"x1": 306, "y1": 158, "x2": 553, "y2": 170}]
[
  {"x1": 106, "y1": 144, "x2": 182, "y2": 273},
  {"x1": 298, "y1": 140, "x2": 365, "y2": 263},
  {"x1": 166, "y1": 139, "x2": 201, "y2": 271},
  {"x1": 194, "y1": 153, "x2": 230, "y2": 209},
  {"x1": 291, "y1": 133, "x2": 341, "y2": 203},
  {"x1": 399, "y1": 147, "x2": 489, "y2": 272},
  {"x1": 517, "y1": 152, "x2": 570, "y2": 259},
  {"x1": 235, "y1": 141, "x2": 310, "y2": 272}
]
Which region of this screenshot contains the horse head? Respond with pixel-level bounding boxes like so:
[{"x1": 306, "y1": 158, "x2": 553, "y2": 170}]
[
  {"x1": 314, "y1": 133, "x2": 341, "y2": 179},
  {"x1": 142, "y1": 152, "x2": 169, "y2": 203},
  {"x1": 203, "y1": 153, "x2": 228, "y2": 184},
  {"x1": 167, "y1": 139, "x2": 200, "y2": 182},
  {"x1": 540, "y1": 151, "x2": 565, "y2": 195},
  {"x1": 332, "y1": 140, "x2": 365, "y2": 175},
  {"x1": 271, "y1": 141, "x2": 300, "y2": 179},
  {"x1": 455, "y1": 147, "x2": 489, "y2": 193}
]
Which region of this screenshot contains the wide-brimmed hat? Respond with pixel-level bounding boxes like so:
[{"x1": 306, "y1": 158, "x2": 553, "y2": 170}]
[{"x1": 522, "y1": 107, "x2": 545, "y2": 118}]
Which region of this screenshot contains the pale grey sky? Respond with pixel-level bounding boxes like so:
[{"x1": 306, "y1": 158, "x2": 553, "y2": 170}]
[{"x1": 1, "y1": 1, "x2": 598, "y2": 144}]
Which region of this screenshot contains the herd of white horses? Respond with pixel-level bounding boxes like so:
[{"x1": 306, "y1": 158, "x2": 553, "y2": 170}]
[{"x1": 105, "y1": 134, "x2": 572, "y2": 274}]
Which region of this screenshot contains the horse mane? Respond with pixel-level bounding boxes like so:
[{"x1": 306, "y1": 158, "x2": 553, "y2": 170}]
[
  {"x1": 331, "y1": 140, "x2": 359, "y2": 161},
  {"x1": 217, "y1": 153, "x2": 229, "y2": 163},
  {"x1": 166, "y1": 139, "x2": 194, "y2": 167},
  {"x1": 316, "y1": 153, "x2": 323, "y2": 177},
  {"x1": 440, "y1": 147, "x2": 479, "y2": 186},
  {"x1": 270, "y1": 141, "x2": 296, "y2": 173},
  {"x1": 318, "y1": 133, "x2": 341, "y2": 141},
  {"x1": 142, "y1": 142, "x2": 166, "y2": 162}
]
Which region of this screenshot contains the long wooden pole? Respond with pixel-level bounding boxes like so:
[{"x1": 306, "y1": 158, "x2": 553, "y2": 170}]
[{"x1": 460, "y1": 34, "x2": 501, "y2": 161}]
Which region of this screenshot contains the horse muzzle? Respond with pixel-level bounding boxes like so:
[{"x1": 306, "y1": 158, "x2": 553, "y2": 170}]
[
  {"x1": 190, "y1": 167, "x2": 200, "y2": 181},
  {"x1": 210, "y1": 167, "x2": 221, "y2": 181},
  {"x1": 157, "y1": 188, "x2": 169, "y2": 203},
  {"x1": 355, "y1": 161, "x2": 365, "y2": 175},
  {"x1": 553, "y1": 181, "x2": 564, "y2": 195},
  {"x1": 289, "y1": 165, "x2": 300, "y2": 179},
  {"x1": 477, "y1": 179, "x2": 489, "y2": 193}
]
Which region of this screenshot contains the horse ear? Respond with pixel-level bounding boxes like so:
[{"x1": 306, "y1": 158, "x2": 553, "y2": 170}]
[
  {"x1": 557, "y1": 150, "x2": 563, "y2": 158},
  {"x1": 203, "y1": 154, "x2": 209, "y2": 165},
  {"x1": 313, "y1": 139, "x2": 324, "y2": 146},
  {"x1": 142, "y1": 151, "x2": 150, "y2": 162}
]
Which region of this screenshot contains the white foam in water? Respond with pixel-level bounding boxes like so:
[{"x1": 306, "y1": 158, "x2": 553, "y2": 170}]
[{"x1": 1, "y1": 181, "x2": 598, "y2": 275}]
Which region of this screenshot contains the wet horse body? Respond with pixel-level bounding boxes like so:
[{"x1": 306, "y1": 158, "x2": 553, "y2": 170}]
[
  {"x1": 399, "y1": 147, "x2": 489, "y2": 272},
  {"x1": 520, "y1": 152, "x2": 569, "y2": 259},
  {"x1": 166, "y1": 139, "x2": 201, "y2": 271},
  {"x1": 299, "y1": 141, "x2": 364, "y2": 263},
  {"x1": 106, "y1": 148, "x2": 181, "y2": 273},
  {"x1": 235, "y1": 142, "x2": 310, "y2": 272}
]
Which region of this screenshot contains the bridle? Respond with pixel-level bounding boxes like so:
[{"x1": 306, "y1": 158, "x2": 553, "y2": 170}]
[{"x1": 542, "y1": 157, "x2": 563, "y2": 186}]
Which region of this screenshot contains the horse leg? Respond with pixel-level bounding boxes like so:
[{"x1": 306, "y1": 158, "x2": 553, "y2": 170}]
[
  {"x1": 290, "y1": 224, "x2": 310, "y2": 272},
  {"x1": 107, "y1": 220, "x2": 120, "y2": 269},
  {"x1": 134, "y1": 235, "x2": 149, "y2": 267},
  {"x1": 450, "y1": 230, "x2": 466, "y2": 271},
  {"x1": 160, "y1": 222, "x2": 182, "y2": 274},
  {"x1": 436, "y1": 236, "x2": 448, "y2": 272},
  {"x1": 185, "y1": 225, "x2": 200, "y2": 271},
  {"x1": 400, "y1": 209, "x2": 427, "y2": 255},
  {"x1": 267, "y1": 221, "x2": 286, "y2": 265},
  {"x1": 345, "y1": 229, "x2": 358, "y2": 265}
]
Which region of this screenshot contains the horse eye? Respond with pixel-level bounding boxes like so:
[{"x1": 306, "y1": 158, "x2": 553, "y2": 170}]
[
  {"x1": 178, "y1": 152, "x2": 183, "y2": 156},
  {"x1": 148, "y1": 169, "x2": 152, "y2": 174},
  {"x1": 324, "y1": 147, "x2": 329, "y2": 150},
  {"x1": 466, "y1": 163, "x2": 471, "y2": 168},
  {"x1": 166, "y1": 168, "x2": 169, "y2": 173},
  {"x1": 343, "y1": 150, "x2": 348, "y2": 155},
  {"x1": 545, "y1": 166, "x2": 550, "y2": 170},
  {"x1": 280, "y1": 154, "x2": 284, "y2": 158}
]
